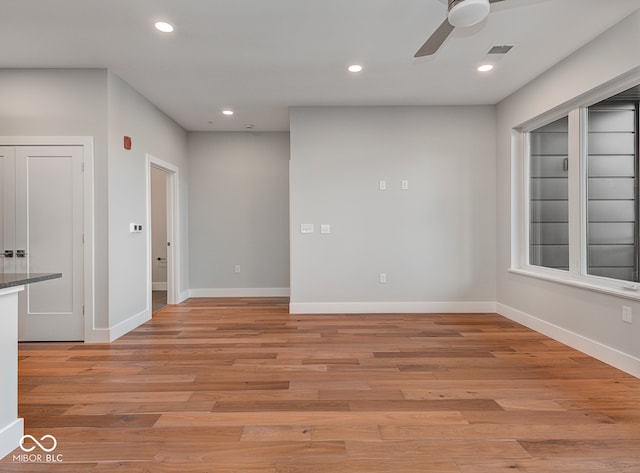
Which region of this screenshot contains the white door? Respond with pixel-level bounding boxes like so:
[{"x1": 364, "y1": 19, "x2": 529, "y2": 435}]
[
  {"x1": 1, "y1": 146, "x2": 84, "y2": 341},
  {"x1": 0, "y1": 147, "x2": 16, "y2": 273}
]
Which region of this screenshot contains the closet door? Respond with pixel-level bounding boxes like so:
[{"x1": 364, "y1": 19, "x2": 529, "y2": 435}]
[
  {"x1": 0, "y1": 147, "x2": 16, "y2": 273},
  {"x1": 15, "y1": 146, "x2": 84, "y2": 341}
]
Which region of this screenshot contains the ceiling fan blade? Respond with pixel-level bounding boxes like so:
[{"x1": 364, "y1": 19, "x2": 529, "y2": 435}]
[{"x1": 414, "y1": 19, "x2": 455, "y2": 57}]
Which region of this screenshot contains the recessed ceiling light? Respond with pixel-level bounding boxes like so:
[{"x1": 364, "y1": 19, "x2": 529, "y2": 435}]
[
  {"x1": 477, "y1": 64, "x2": 494, "y2": 72},
  {"x1": 154, "y1": 21, "x2": 174, "y2": 33},
  {"x1": 348, "y1": 65, "x2": 363, "y2": 73},
  {"x1": 222, "y1": 110, "x2": 234, "y2": 116}
]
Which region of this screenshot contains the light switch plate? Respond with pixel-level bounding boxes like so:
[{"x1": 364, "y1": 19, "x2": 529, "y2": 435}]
[{"x1": 301, "y1": 223, "x2": 314, "y2": 234}]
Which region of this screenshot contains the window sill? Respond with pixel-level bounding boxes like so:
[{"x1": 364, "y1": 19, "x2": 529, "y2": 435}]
[{"x1": 508, "y1": 267, "x2": 640, "y2": 302}]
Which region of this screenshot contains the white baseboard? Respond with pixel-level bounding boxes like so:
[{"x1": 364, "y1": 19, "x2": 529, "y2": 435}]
[
  {"x1": 497, "y1": 303, "x2": 640, "y2": 378},
  {"x1": 152, "y1": 282, "x2": 167, "y2": 291},
  {"x1": 0, "y1": 418, "x2": 23, "y2": 461},
  {"x1": 84, "y1": 328, "x2": 110, "y2": 343},
  {"x1": 84, "y1": 309, "x2": 151, "y2": 343},
  {"x1": 189, "y1": 288, "x2": 290, "y2": 298},
  {"x1": 289, "y1": 301, "x2": 497, "y2": 314},
  {"x1": 177, "y1": 290, "x2": 190, "y2": 304},
  {"x1": 107, "y1": 309, "x2": 151, "y2": 342}
]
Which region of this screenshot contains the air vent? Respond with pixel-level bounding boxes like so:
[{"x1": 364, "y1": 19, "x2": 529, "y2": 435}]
[{"x1": 487, "y1": 45, "x2": 513, "y2": 55}]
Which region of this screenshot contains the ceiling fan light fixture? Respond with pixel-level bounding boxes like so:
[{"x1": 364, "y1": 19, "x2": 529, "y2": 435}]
[{"x1": 448, "y1": 0, "x2": 490, "y2": 28}]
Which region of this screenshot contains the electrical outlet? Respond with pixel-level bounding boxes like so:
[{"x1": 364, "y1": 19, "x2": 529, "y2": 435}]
[
  {"x1": 379, "y1": 273, "x2": 387, "y2": 284},
  {"x1": 234, "y1": 265, "x2": 241, "y2": 274},
  {"x1": 622, "y1": 306, "x2": 633, "y2": 324}
]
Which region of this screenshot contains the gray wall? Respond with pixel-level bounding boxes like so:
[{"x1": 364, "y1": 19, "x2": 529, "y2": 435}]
[
  {"x1": 496, "y1": 11, "x2": 640, "y2": 365},
  {"x1": 289, "y1": 106, "x2": 496, "y2": 311},
  {"x1": 0, "y1": 69, "x2": 189, "y2": 338},
  {"x1": 0, "y1": 69, "x2": 110, "y2": 329},
  {"x1": 188, "y1": 132, "x2": 290, "y2": 294},
  {"x1": 107, "y1": 72, "x2": 188, "y2": 329}
]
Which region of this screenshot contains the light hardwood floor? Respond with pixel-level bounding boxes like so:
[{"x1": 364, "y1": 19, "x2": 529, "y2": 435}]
[{"x1": 2, "y1": 297, "x2": 640, "y2": 472}]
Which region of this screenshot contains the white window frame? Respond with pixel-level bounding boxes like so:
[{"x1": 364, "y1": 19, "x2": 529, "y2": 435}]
[{"x1": 511, "y1": 68, "x2": 640, "y2": 301}]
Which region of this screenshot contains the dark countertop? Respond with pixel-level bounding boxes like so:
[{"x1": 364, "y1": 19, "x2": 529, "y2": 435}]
[{"x1": 0, "y1": 273, "x2": 62, "y2": 290}]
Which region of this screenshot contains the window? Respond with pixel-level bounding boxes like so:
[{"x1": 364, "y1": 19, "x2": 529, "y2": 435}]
[
  {"x1": 586, "y1": 95, "x2": 638, "y2": 282},
  {"x1": 516, "y1": 78, "x2": 640, "y2": 296},
  {"x1": 529, "y1": 116, "x2": 569, "y2": 271}
]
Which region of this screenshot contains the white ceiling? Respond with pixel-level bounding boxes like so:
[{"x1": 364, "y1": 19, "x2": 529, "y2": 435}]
[{"x1": 1, "y1": 0, "x2": 639, "y2": 132}]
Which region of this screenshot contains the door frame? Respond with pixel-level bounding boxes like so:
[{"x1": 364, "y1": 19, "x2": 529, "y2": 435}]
[
  {"x1": 0, "y1": 136, "x2": 94, "y2": 342},
  {"x1": 146, "y1": 154, "x2": 179, "y2": 308}
]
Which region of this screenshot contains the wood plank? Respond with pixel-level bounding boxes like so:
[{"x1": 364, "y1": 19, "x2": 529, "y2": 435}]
[{"x1": 213, "y1": 400, "x2": 351, "y2": 412}]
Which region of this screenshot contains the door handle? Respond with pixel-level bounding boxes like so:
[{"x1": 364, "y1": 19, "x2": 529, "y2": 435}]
[
  {"x1": 16, "y1": 249, "x2": 27, "y2": 258},
  {"x1": 1, "y1": 250, "x2": 13, "y2": 258}
]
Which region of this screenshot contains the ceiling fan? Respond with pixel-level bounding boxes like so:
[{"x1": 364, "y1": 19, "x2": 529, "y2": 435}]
[{"x1": 415, "y1": 0, "x2": 507, "y2": 57}]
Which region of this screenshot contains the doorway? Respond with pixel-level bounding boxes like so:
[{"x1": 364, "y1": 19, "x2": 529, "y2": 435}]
[
  {"x1": 151, "y1": 166, "x2": 168, "y2": 312},
  {"x1": 147, "y1": 155, "x2": 179, "y2": 313}
]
